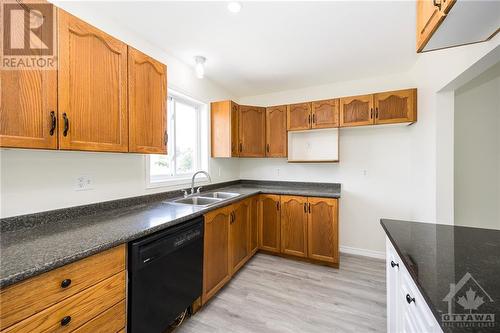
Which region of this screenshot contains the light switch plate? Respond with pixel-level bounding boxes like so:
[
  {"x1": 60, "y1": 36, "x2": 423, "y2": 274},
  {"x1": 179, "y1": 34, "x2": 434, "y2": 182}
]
[{"x1": 75, "y1": 175, "x2": 93, "y2": 191}]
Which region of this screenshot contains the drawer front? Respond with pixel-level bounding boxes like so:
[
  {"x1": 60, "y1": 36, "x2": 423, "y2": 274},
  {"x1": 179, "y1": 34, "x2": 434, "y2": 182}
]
[
  {"x1": 0, "y1": 245, "x2": 125, "y2": 330},
  {"x1": 72, "y1": 299, "x2": 125, "y2": 333},
  {"x1": 3, "y1": 271, "x2": 125, "y2": 333}
]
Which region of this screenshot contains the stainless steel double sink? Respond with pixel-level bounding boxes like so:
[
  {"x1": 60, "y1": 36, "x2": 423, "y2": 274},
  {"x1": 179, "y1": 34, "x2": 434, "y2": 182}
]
[{"x1": 171, "y1": 192, "x2": 240, "y2": 207}]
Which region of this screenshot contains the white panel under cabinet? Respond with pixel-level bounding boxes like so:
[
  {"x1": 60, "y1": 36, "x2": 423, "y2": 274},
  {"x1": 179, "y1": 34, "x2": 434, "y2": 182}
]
[{"x1": 287, "y1": 128, "x2": 339, "y2": 163}]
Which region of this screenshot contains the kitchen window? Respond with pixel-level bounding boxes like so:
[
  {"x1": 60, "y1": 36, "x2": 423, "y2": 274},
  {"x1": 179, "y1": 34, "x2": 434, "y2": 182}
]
[{"x1": 147, "y1": 90, "x2": 208, "y2": 187}]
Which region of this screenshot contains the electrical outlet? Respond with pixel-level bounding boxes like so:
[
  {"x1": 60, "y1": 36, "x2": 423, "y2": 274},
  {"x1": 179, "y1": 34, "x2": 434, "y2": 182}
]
[
  {"x1": 362, "y1": 169, "x2": 368, "y2": 176},
  {"x1": 75, "y1": 175, "x2": 93, "y2": 191},
  {"x1": 276, "y1": 168, "x2": 280, "y2": 177}
]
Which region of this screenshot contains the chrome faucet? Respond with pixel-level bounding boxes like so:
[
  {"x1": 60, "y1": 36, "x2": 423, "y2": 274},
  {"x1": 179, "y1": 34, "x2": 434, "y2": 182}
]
[{"x1": 188, "y1": 171, "x2": 211, "y2": 196}]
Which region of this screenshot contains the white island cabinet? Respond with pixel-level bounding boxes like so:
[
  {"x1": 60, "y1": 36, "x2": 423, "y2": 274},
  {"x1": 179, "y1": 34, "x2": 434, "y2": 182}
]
[{"x1": 386, "y1": 237, "x2": 443, "y2": 333}]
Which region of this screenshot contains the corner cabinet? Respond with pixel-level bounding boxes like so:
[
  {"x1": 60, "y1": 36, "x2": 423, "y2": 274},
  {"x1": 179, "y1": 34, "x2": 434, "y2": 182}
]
[
  {"x1": 58, "y1": 10, "x2": 129, "y2": 152},
  {"x1": 210, "y1": 100, "x2": 239, "y2": 158},
  {"x1": 128, "y1": 47, "x2": 167, "y2": 154},
  {"x1": 265, "y1": 105, "x2": 287, "y2": 157},
  {"x1": 386, "y1": 238, "x2": 442, "y2": 333},
  {"x1": 307, "y1": 197, "x2": 339, "y2": 263},
  {"x1": 258, "y1": 195, "x2": 281, "y2": 253},
  {"x1": 239, "y1": 105, "x2": 266, "y2": 157},
  {"x1": 229, "y1": 199, "x2": 250, "y2": 274}
]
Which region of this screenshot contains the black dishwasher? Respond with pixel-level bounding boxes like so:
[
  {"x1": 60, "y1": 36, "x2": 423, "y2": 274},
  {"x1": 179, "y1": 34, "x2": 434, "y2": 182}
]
[{"x1": 128, "y1": 217, "x2": 203, "y2": 333}]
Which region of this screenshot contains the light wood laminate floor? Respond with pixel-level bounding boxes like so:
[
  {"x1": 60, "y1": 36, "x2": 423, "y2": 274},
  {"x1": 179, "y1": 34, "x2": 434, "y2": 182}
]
[{"x1": 177, "y1": 253, "x2": 386, "y2": 333}]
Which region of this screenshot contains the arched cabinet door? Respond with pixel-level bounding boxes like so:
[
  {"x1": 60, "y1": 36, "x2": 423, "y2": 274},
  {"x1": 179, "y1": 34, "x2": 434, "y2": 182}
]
[
  {"x1": 229, "y1": 199, "x2": 250, "y2": 274},
  {"x1": 202, "y1": 207, "x2": 231, "y2": 304},
  {"x1": 0, "y1": 1, "x2": 57, "y2": 150},
  {"x1": 258, "y1": 194, "x2": 281, "y2": 253},
  {"x1": 287, "y1": 102, "x2": 311, "y2": 131},
  {"x1": 307, "y1": 197, "x2": 339, "y2": 264},
  {"x1": 239, "y1": 105, "x2": 265, "y2": 157},
  {"x1": 374, "y1": 89, "x2": 417, "y2": 125},
  {"x1": 128, "y1": 47, "x2": 167, "y2": 154},
  {"x1": 340, "y1": 94, "x2": 374, "y2": 127},
  {"x1": 265, "y1": 105, "x2": 287, "y2": 157},
  {"x1": 312, "y1": 99, "x2": 339, "y2": 129},
  {"x1": 280, "y1": 195, "x2": 308, "y2": 258},
  {"x1": 58, "y1": 10, "x2": 128, "y2": 152}
]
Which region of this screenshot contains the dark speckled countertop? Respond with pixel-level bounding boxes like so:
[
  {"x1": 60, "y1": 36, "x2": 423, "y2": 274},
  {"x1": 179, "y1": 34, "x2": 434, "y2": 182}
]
[
  {"x1": 381, "y1": 219, "x2": 500, "y2": 333},
  {"x1": 0, "y1": 180, "x2": 340, "y2": 288}
]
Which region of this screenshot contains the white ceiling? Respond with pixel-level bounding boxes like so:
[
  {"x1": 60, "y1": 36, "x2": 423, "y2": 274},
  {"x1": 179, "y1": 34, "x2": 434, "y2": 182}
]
[{"x1": 60, "y1": 1, "x2": 418, "y2": 97}]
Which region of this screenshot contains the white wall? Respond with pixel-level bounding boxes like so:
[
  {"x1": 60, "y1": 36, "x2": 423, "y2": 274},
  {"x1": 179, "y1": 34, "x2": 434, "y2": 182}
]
[
  {"x1": 0, "y1": 2, "x2": 240, "y2": 218},
  {"x1": 454, "y1": 63, "x2": 500, "y2": 229}
]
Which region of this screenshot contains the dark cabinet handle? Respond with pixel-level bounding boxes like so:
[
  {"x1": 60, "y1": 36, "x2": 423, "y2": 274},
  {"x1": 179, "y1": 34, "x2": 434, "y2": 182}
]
[
  {"x1": 312, "y1": 113, "x2": 316, "y2": 124},
  {"x1": 49, "y1": 111, "x2": 56, "y2": 136},
  {"x1": 308, "y1": 203, "x2": 311, "y2": 214},
  {"x1": 60, "y1": 279, "x2": 72, "y2": 288},
  {"x1": 406, "y1": 294, "x2": 415, "y2": 304},
  {"x1": 303, "y1": 202, "x2": 307, "y2": 213},
  {"x1": 370, "y1": 108, "x2": 373, "y2": 119},
  {"x1": 62, "y1": 113, "x2": 69, "y2": 137},
  {"x1": 164, "y1": 132, "x2": 168, "y2": 146},
  {"x1": 308, "y1": 114, "x2": 311, "y2": 125},
  {"x1": 276, "y1": 201, "x2": 280, "y2": 211},
  {"x1": 266, "y1": 144, "x2": 270, "y2": 153},
  {"x1": 375, "y1": 107, "x2": 379, "y2": 119},
  {"x1": 239, "y1": 143, "x2": 243, "y2": 152},
  {"x1": 60, "y1": 315, "x2": 72, "y2": 326},
  {"x1": 390, "y1": 261, "x2": 399, "y2": 268}
]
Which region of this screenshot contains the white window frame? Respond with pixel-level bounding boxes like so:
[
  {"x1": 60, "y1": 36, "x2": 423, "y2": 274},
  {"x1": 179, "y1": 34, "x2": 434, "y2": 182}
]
[{"x1": 146, "y1": 89, "x2": 209, "y2": 189}]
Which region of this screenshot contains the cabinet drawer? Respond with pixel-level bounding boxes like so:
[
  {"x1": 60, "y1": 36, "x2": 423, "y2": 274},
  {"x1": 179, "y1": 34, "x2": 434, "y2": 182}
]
[
  {"x1": 72, "y1": 299, "x2": 125, "y2": 333},
  {"x1": 0, "y1": 245, "x2": 125, "y2": 330},
  {"x1": 3, "y1": 271, "x2": 125, "y2": 333}
]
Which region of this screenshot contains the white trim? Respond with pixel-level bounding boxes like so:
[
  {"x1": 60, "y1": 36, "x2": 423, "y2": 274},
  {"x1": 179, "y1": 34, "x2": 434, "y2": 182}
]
[{"x1": 340, "y1": 245, "x2": 385, "y2": 260}]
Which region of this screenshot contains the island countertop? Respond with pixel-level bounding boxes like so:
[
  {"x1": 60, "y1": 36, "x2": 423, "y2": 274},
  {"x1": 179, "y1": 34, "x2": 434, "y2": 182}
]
[
  {"x1": 381, "y1": 219, "x2": 500, "y2": 332},
  {"x1": 0, "y1": 180, "x2": 340, "y2": 288}
]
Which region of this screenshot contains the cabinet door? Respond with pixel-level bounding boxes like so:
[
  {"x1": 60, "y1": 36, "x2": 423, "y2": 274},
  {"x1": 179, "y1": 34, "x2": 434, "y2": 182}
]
[
  {"x1": 202, "y1": 207, "x2": 230, "y2": 304},
  {"x1": 58, "y1": 10, "x2": 128, "y2": 152},
  {"x1": 258, "y1": 195, "x2": 281, "y2": 253},
  {"x1": 374, "y1": 89, "x2": 416, "y2": 125},
  {"x1": 0, "y1": 1, "x2": 57, "y2": 149},
  {"x1": 128, "y1": 47, "x2": 167, "y2": 154},
  {"x1": 339, "y1": 94, "x2": 374, "y2": 127},
  {"x1": 239, "y1": 105, "x2": 265, "y2": 157},
  {"x1": 311, "y1": 99, "x2": 339, "y2": 129},
  {"x1": 231, "y1": 102, "x2": 239, "y2": 157},
  {"x1": 249, "y1": 196, "x2": 259, "y2": 255},
  {"x1": 280, "y1": 196, "x2": 308, "y2": 258},
  {"x1": 230, "y1": 200, "x2": 250, "y2": 274},
  {"x1": 265, "y1": 105, "x2": 287, "y2": 157},
  {"x1": 386, "y1": 238, "x2": 401, "y2": 333},
  {"x1": 307, "y1": 197, "x2": 338, "y2": 263},
  {"x1": 416, "y1": 0, "x2": 446, "y2": 52},
  {"x1": 287, "y1": 102, "x2": 311, "y2": 131}
]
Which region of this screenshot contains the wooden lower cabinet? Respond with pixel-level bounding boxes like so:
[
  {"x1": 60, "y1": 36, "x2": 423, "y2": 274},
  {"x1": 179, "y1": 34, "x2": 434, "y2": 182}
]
[
  {"x1": 202, "y1": 207, "x2": 231, "y2": 304},
  {"x1": 0, "y1": 245, "x2": 126, "y2": 333},
  {"x1": 280, "y1": 196, "x2": 308, "y2": 258},
  {"x1": 258, "y1": 195, "x2": 281, "y2": 253},
  {"x1": 230, "y1": 199, "x2": 250, "y2": 274},
  {"x1": 307, "y1": 197, "x2": 339, "y2": 264}
]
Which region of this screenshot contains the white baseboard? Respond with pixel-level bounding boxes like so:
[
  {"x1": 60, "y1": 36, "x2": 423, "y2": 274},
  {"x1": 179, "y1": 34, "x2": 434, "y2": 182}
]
[{"x1": 340, "y1": 245, "x2": 386, "y2": 260}]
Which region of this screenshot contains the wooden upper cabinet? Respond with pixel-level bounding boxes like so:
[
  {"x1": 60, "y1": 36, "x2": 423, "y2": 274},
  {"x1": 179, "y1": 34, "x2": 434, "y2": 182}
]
[
  {"x1": 258, "y1": 195, "x2": 281, "y2": 253},
  {"x1": 58, "y1": 10, "x2": 128, "y2": 152},
  {"x1": 280, "y1": 196, "x2": 308, "y2": 258},
  {"x1": 128, "y1": 47, "x2": 167, "y2": 154},
  {"x1": 249, "y1": 196, "x2": 259, "y2": 255},
  {"x1": 307, "y1": 197, "x2": 339, "y2": 264},
  {"x1": 287, "y1": 102, "x2": 312, "y2": 131},
  {"x1": 239, "y1": 105, "x2": 266, "y2": 157},
  {"x1": 203, "y1": 207, "x2": 231, "y2": 304},
  {"x1": 339, "y1": 94, "x2": 374, "y2": 127},
  {"x1": 211, "y1": 100, "x2": 239, "y2": 158},
  {"x1": 416, "y1": 0, "x2": 446, "y2": 52},
  {"x1": 230, "y1": 102, "x2": 239, "y2": 157},
  {"x1": 311, "y1": 99, "x2": 339, "y2": 129},
  {"x1": 229, "y1": 200, "x2": 250, "y2": 274},
  {"x1": 265, "y1": 105, "x2": 287, "y2": 157},
  {"x1": 0, "y1": 69, "x2": 57, "y2": 149},
  {"x1": 0, "y1": 2, "x2": 57, "y2": 150},
  {"x1": 374, "y1": 89, "x2": 417, "y2": 125}
]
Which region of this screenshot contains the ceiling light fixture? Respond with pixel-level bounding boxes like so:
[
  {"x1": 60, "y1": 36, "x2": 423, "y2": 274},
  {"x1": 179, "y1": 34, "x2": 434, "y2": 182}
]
[
  {"x1": 227, "y1": 1, "x2": 242, "y2": 13},
  {"x1": 194, "y1": 56, "x2": 206, "y2": 79}
]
